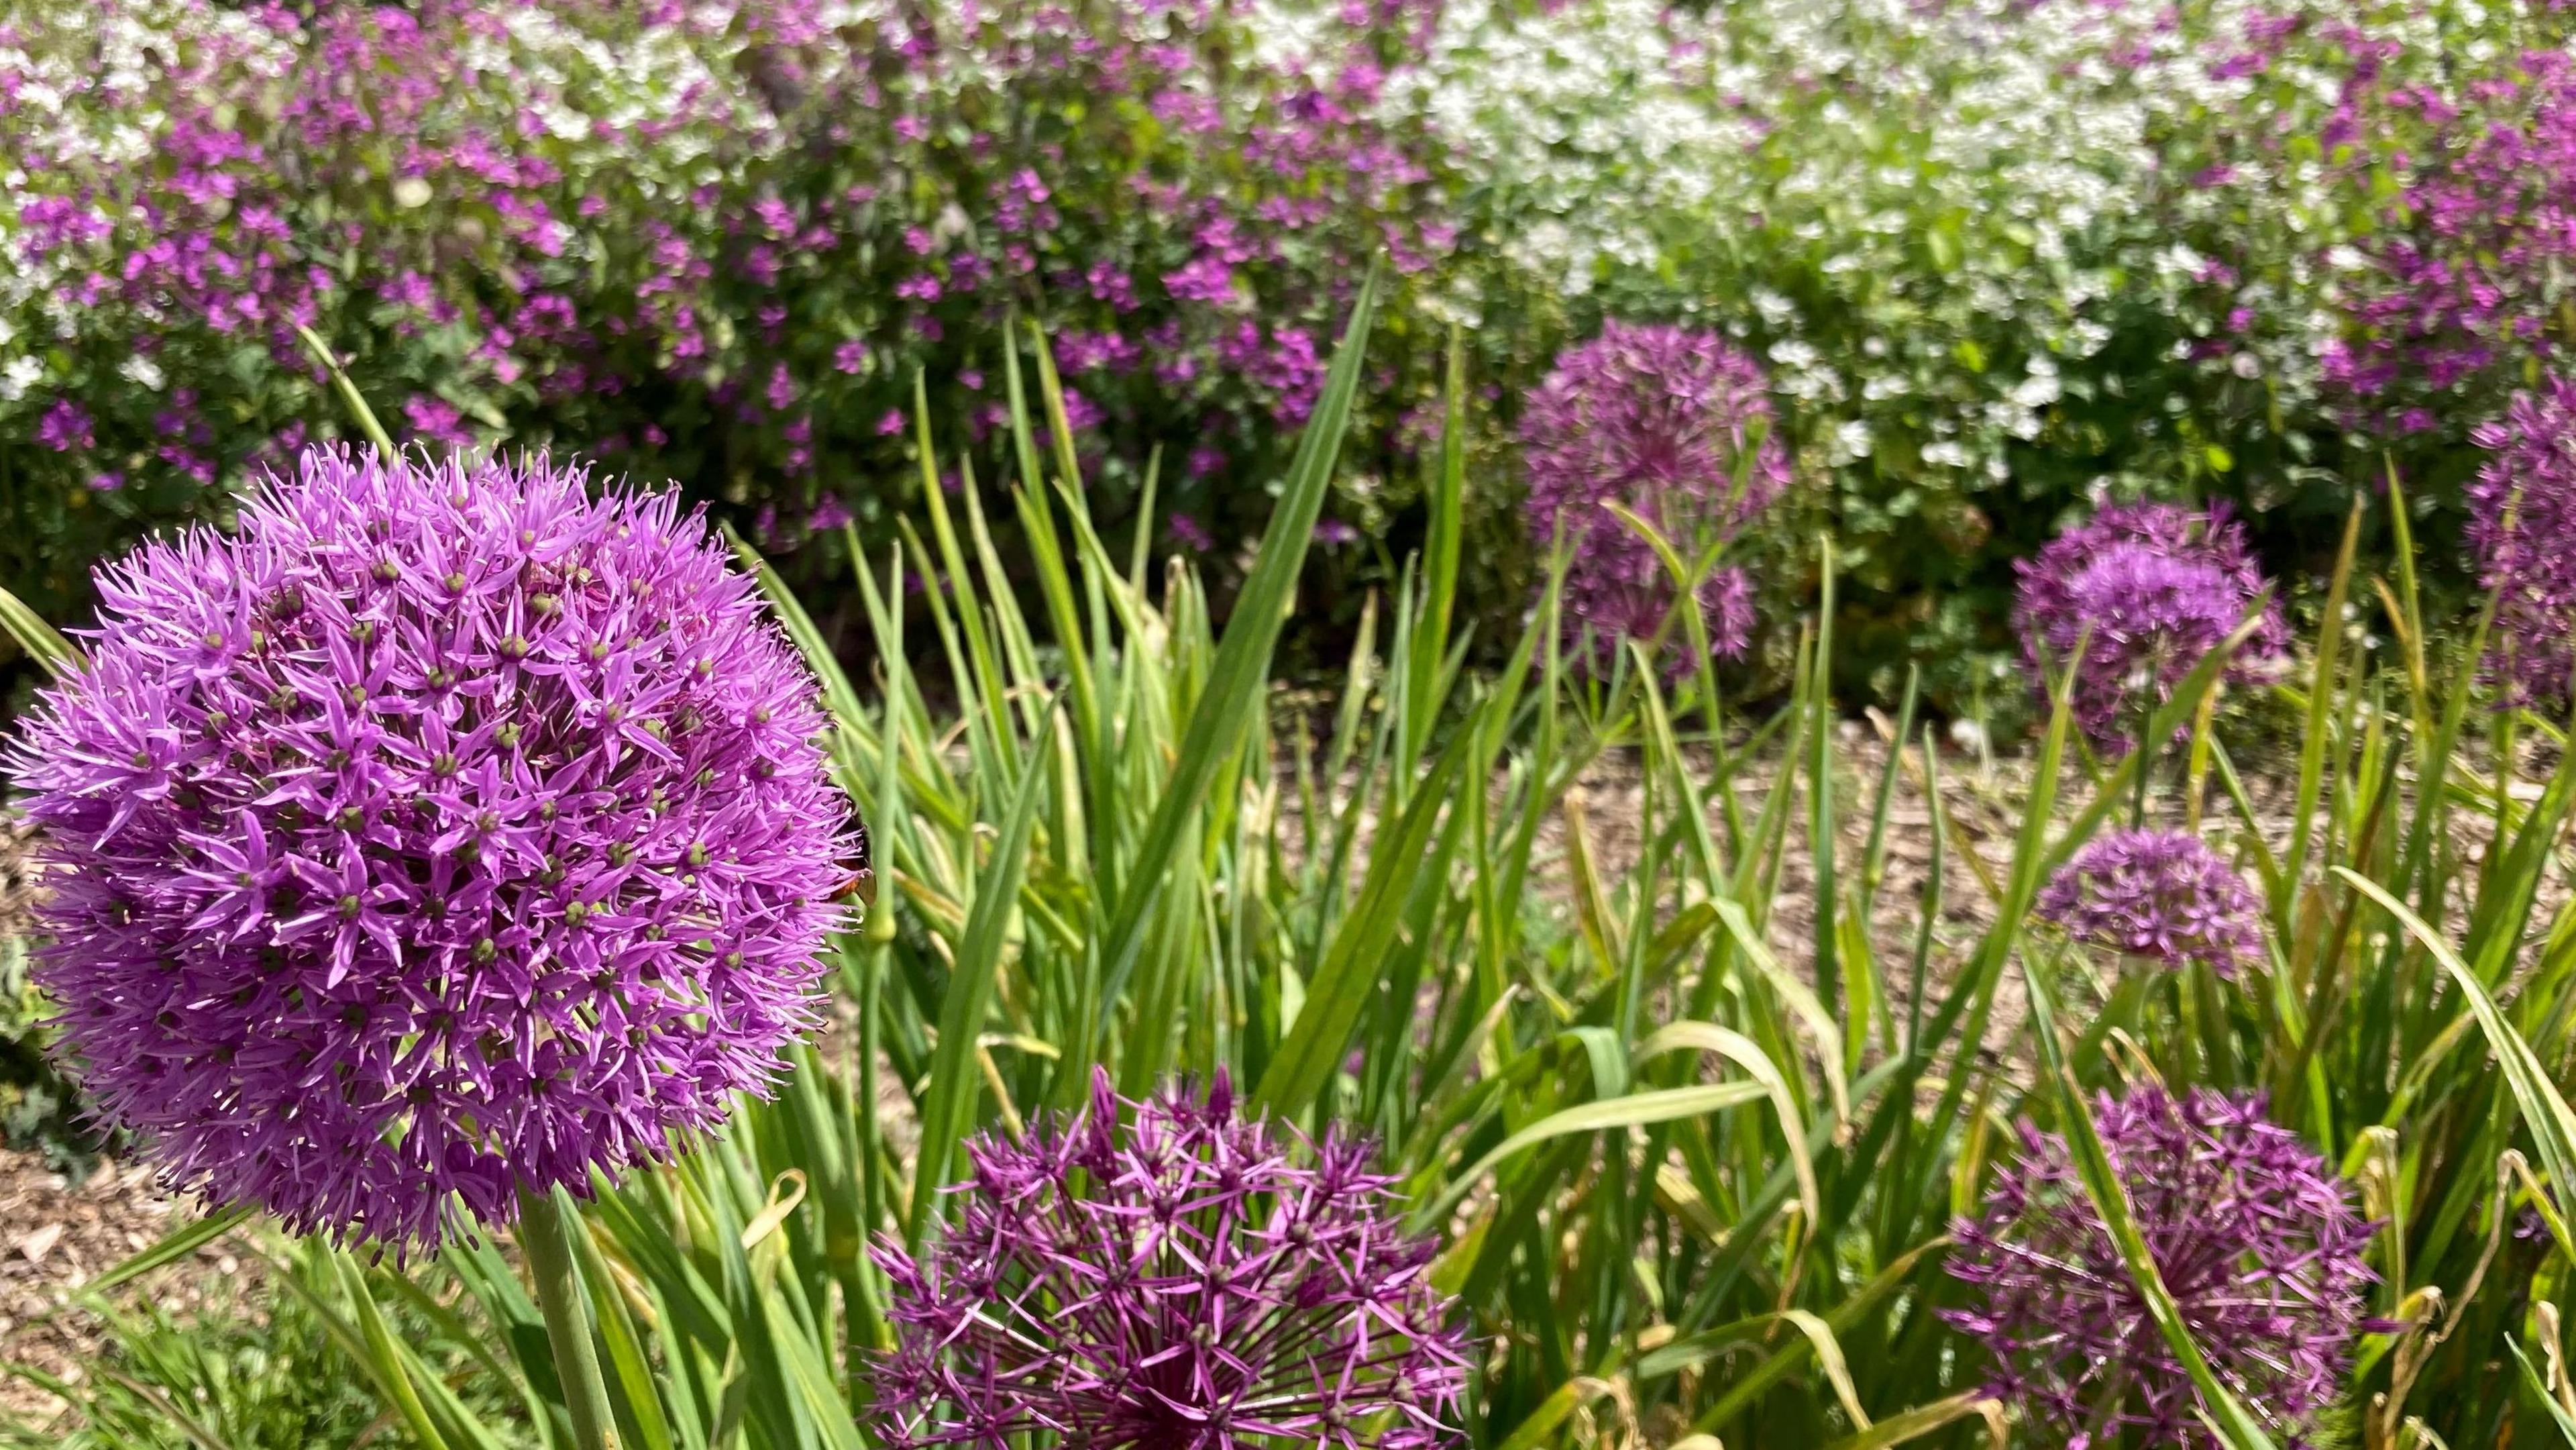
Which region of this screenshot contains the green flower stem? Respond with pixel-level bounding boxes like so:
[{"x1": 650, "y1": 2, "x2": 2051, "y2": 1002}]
[{"x1": 518, "y1": 1186, "x2": 621, "y2": 1450}]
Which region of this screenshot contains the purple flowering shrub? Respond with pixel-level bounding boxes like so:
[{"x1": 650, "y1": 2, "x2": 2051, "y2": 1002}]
[
  {"x1": 2012, "y1": 502, "x2": 2288, "y2": 752},
  {"x1": 2317, "y1": 42, "x2": 2576, "y2": 433},
  {"x1": 0, "y1": 0, "x2": 1453, "y2": 615},
  {"x1": 1517, "y1": 321, "x2": 1788, "y2": 674},
  {"x1": 8, "y1": 448, "x2": 851, "y2": 1249},
  {"x1": 871, "y1": 1070, "x2": 1468, "y2": 1449},
  {"x1": 2037, "y1": 828, "x2": 2266, "y2": 978},
  {"x1": 2469, "y1": 373, "x2": 2576, "y2": 702},
  {"x1": 1947, "y1": 1087, "x2": 2376, "y2": 1450}
]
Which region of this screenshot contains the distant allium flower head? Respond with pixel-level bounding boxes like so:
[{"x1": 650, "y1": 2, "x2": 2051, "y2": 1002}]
[
  {"x1": 869, "y1": 1069, "x2": 1469, "y2": 1449},
  {"x1": 2012, "y1": 502, "x2": 2288, "y2": 752},
  {"x1": 2037, "y1": 829, "x2": 2265, "y2": 978},
  {"x1": 1519, "y1": 320, "x2": 1788, "y2": 672},
  {"x1": 11, "y1": 447, "x2": 851, "y2": 1250},
  {"x1": 2469, "y1": 374, "x2": 2576, "y2": 702},
  {"x1": 1947, "y1": 1088, "x2": 2375, "y2": 1450}
]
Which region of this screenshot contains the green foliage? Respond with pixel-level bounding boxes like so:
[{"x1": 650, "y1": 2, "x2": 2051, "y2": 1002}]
[
  {"x1": 0, "y1": 1240, "x2": 518, "y2": 1450},
  {"x1": 14, "y1": 295, "x2": 2576, "y2": 1449}
]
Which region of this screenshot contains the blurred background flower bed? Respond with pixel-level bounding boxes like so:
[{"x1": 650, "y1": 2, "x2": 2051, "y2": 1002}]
[{"x1": 9, "y1": 0, "x2": 2576, "y2": 708}]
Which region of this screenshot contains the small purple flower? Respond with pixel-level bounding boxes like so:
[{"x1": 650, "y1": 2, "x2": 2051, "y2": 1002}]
[
  {"x1": 1947, "y1": 1088, "x2": 2375, "y2": 1450},
  {"x1": 869, "y1": 1070, "x2": 1469, "y2": 1449},
  {"x1": 2012, "y1": 503, "x2": 2287, "y2": 752},
  {"x1": 401, "y1": 395, "x2": 473, "y2": 448},
  {"x1": 11, "y1": 448, "x2": 852, "y2": 1250},
  {"x1": 1164, "y1": 253, "x2": 1240, "y2": 306},
  {"x1": 2470, "y1": 374, "x2": 2576, "y2": 701},
  {"x1": 1519, "y1": 321, "x2": 1788, "y2": 673},
  {"x1": 835, "y1": 341, "x2": 869, "y2": 375},
  {"x1": 1169, "y1": 512, "x2": 1215, "y2": 552},
  {"x1": 38, "y1": 397, "x2": 95, "y2": 453},
  {"x1": 810, "y1": 494, "x2": 853, "y2": 532},
  {"x1": 1316, "y1": 518, "x2": 1359, "y2": 546},
  {"x1": 2037, "y1": 829, "x2": 2265, "y2": 978}
]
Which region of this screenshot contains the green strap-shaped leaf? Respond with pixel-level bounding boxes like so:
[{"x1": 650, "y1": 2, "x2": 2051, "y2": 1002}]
[
  {"x1": 1634, "y1": 1020, "x2": 1819, "y2": 1230},
  {"x1": 2341, "y1": 866, "x2": 2576, "y2": 1250},
  {"x1": 1254, "y1": 731, "x2": 1470, "y2": 1119},
  {"x1": 1821, "y1": 1392, "x2": 2006, "y2": 1449},
  {"x1": 1414, "y1": 1082, "x2": 1767, "y2": 1229},
  {"x1": 908, "y1": 719, "x2": 1051, "y2": 1245},
  {"x1": 2511, "y1": 1337, "x2": 2576, "y2": 1446},
  {"x1": 1073, "y1": 266, "x2": 1381, "y2": 1094}
]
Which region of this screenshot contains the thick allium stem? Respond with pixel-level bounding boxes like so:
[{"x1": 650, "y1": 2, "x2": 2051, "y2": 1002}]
[{"x1": 519, "y1": 1186, "x2": 622, "y2": 1450}]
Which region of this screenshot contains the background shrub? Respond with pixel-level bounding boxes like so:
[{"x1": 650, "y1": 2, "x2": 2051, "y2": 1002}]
[{"x1": 7, "y1": 0, "x2": 2576, "y2": 709}]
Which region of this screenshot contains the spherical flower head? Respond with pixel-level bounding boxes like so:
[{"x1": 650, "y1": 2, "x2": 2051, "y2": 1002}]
[
  {"x1": 2469, "y1": 374, "x2": 2576, "y2": 703},
  {"x1": 2037, "y1": 828, "x2": 2265, "y2": 978},
  {"x1": 1519, "y1": 320, "x2": 1789, "y2": 675},
  {"x1": 869, "y1": 1069, "x2": 1470, "y2": 1449},
  {"x1": 1946, "y1": 1088, "x2": 2375, "y2": 1450},
  {"x1": 2012, "y1": 503, "x2": 2288, "y2": 753},
  {"x1": 11, "y1": 447, "x2": 852, "y2": 1251}
]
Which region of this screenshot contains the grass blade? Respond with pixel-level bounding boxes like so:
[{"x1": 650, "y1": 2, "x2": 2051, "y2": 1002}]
[
  {"x1": 1073, "y1": 266, "x2": 1382, "y2": 1095},
  {"x1": 908, "y1": 715, "x2": 1052, "y2": 1245}
]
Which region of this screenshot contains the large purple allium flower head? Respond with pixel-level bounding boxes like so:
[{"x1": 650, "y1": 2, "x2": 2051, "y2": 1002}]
[
  {"x1": 2469, "y1": 374, "x2": 2576, "y2": 703},
  {"x1": 2012, "y1": 502, "x2": 2288, "y2": 753},
  {"x1": 869, "y1": 1069, "x2": 1470, "y2": 1449},
  {"x1": 2036, "y1": 829, "x2": 2266, "y2": 978},
  {"x1": 1946, "y1": 1088, "x2": 2375, "y2": 1450},
  {"x1": 1519, "y1": 320, "x2": 1790, "y2": 674},
  {"x1": 10, "y1": 446, "x2": 851, "y2": 1251}
]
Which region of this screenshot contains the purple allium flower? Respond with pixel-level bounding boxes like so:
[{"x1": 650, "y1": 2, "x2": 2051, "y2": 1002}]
[
  {"x1": 869, "y1": 1070, "x2": 1469, "y2": 1449},
  {"x1": 2012, "y1": 503, "x2": 2288, "y2": 752},
  {"x1": 11, "y1": 447, "x2": 851, "y2": 1250},
  {"x1": 1519, "y1": 321, "x2": 1788, "y2": 673},
  {"x1": 2037, "y1": 829, "x2": 2265, "y2": 978},
  {"x1": 2470, "y1": 374, "x2": 2576, "y2": 702},
  {"x1": 1947, "y1": 1088, "x2": 2375, "y2": 1450}
]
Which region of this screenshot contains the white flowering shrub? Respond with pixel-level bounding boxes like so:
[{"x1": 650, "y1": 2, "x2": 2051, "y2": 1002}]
[{"x1": 1385, "y1": 0, "x2": 2540, "y2": 701}]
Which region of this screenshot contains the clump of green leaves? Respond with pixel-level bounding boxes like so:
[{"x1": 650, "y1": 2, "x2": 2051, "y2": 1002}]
[{"x1": 12, "y1": 303, "x2": 2576, "y2": 1450}]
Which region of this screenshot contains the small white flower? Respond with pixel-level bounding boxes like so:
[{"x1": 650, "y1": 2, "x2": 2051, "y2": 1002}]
[
  {"x1": 1, "y1": 355, "x2": 43, "y2": 403},
  {"x1": 1768, "y1": 338, "x2": 1821, "y2": 370}
]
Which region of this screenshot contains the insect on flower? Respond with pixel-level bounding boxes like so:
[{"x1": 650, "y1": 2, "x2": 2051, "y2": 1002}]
[{"x1": 835, "y1": 817, "x2": 877, "y2": 909}]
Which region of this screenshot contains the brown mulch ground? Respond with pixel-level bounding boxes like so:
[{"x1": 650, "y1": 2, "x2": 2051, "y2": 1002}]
[
  {"x1": 0, "y1": 819, "x2": 238, "y2": 1428},
  {"x1": 0, "y1": 1156, "x2": 235, "y2": 1425}
]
